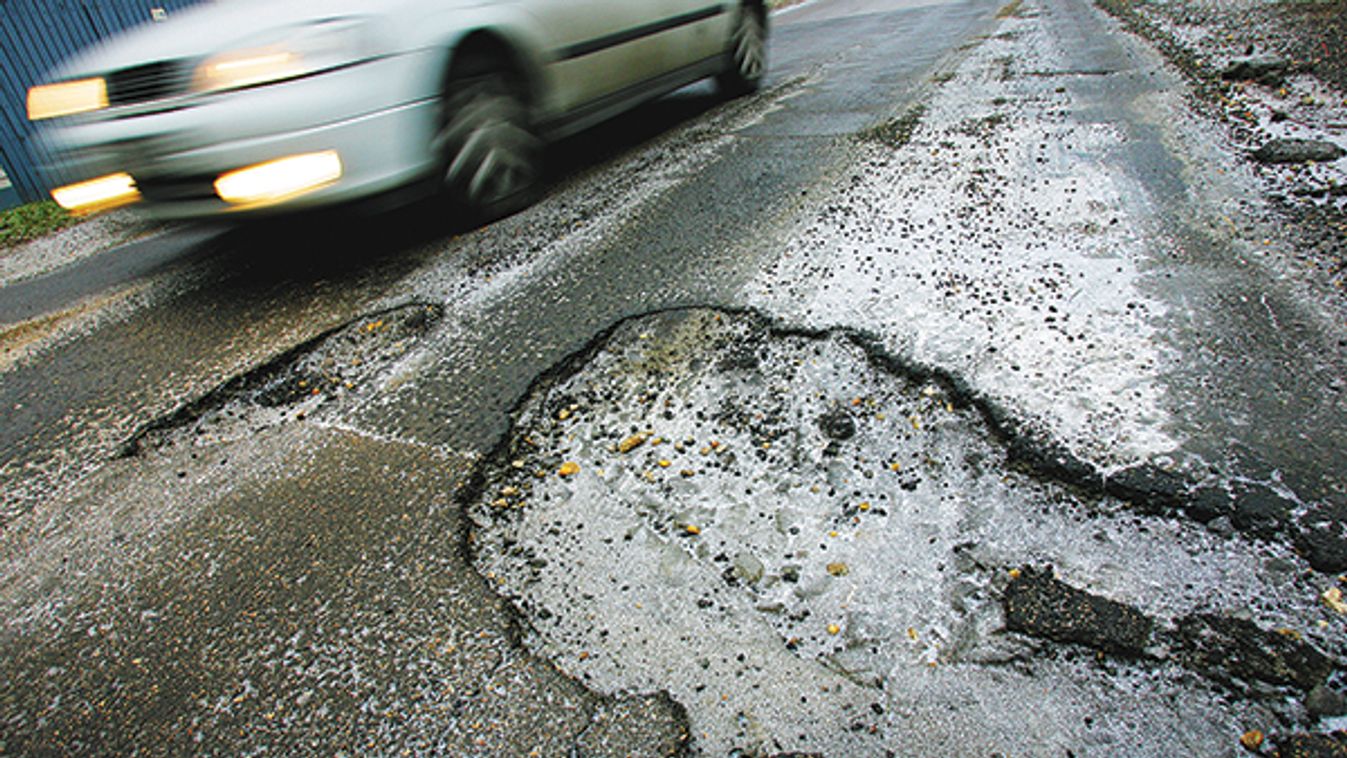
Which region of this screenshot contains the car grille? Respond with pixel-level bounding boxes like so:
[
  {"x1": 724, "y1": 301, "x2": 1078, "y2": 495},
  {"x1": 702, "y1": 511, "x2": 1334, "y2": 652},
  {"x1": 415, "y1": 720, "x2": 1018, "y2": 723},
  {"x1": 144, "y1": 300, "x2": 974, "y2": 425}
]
[
  {"x1": 105, "y1": 60, "x2": 192, "y2": 106},
  {"x1": 136, "y1": 175, "x2": 218, "y2": 204}
]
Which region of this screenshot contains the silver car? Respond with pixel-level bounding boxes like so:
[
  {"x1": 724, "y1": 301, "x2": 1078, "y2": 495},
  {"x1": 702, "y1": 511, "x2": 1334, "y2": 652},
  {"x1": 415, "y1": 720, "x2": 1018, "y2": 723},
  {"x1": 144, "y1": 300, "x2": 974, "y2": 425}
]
[{"x1": 27, "y1": 0, "x2": 767, "y2": 221}]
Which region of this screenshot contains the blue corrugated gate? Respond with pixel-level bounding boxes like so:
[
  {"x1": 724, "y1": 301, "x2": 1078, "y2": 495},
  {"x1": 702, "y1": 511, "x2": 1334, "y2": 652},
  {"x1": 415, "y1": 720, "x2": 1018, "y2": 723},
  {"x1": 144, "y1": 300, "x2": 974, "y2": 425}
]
[{"x1": 0, "y1": 0, "x2": 205, "y2": 209}]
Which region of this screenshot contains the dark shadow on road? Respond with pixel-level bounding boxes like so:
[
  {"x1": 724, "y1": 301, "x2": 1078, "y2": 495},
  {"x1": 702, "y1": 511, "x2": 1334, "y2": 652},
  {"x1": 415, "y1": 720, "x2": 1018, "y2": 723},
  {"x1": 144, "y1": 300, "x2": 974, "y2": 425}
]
[{"x1": 184, "y1": 83, "x2": 735, "y2": 289}]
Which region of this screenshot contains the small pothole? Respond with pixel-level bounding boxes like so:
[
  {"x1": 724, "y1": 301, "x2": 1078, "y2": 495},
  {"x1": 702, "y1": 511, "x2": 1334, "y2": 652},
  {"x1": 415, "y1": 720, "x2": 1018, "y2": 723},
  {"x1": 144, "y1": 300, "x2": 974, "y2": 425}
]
[{"x1": 119, "y1": 302, "x2": 442, "y2": 456}]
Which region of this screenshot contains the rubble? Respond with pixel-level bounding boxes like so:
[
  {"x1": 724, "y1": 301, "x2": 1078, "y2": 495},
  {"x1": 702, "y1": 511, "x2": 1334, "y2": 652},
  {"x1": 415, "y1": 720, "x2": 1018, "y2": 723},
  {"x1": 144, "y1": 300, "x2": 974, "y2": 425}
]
[
  {"x1": 1222, "y1": 56, "x2": 1291, "y2": 86},
  {"x1": 1251, "y1": 139, "x2": 1346, "y2": 165},
  {"x1": 1002, "y1": 565, "x2": 1154, "y2": 656}
]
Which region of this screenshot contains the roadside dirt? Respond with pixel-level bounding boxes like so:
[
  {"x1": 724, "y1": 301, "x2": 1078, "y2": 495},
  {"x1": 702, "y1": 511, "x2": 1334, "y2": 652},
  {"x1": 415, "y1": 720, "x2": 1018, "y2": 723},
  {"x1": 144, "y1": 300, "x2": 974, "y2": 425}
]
[{"x1": 1097, "y1": 0, "x2": 1347, "y2": 292}]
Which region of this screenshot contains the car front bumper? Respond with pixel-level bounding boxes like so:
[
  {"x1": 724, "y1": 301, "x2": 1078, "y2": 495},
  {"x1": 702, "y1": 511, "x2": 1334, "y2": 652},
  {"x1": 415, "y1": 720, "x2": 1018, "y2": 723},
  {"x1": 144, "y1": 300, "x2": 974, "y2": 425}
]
[{"x1": 40, "y1": 50, "x2": 443, "y2": 220}]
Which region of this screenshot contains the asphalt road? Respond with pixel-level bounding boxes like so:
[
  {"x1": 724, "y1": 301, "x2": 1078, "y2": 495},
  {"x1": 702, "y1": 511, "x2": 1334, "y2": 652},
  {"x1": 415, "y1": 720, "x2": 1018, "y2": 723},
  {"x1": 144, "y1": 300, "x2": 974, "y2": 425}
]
[{"x1": 2, "y1": 0, "x2": 1345, "y2": 754}]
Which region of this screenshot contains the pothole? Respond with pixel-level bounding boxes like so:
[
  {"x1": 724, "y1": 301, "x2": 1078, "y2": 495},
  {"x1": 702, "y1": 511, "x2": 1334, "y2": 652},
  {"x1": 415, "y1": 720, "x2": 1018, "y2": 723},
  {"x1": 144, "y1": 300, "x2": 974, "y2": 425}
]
[
  {"x1": 466, "y1": 307, "x2": 1341, "y2": 756},
  {"x1": 118, "y1": 302, "x2": 442, "y2": 456}
]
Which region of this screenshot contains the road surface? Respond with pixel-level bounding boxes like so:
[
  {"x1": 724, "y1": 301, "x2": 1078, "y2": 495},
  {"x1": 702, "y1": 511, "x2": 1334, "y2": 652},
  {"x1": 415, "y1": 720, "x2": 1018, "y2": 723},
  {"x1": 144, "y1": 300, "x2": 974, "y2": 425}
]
[{"x1": 2, "y1": 0, "x2": 1345, "y2": 754}]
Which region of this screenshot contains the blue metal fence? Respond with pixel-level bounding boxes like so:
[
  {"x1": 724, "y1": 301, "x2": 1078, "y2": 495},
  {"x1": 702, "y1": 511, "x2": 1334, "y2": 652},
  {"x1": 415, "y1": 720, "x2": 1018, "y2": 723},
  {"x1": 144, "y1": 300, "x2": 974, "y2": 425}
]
[{"x1": 0, "y1": 0, "x2": 205, "y2": 208}]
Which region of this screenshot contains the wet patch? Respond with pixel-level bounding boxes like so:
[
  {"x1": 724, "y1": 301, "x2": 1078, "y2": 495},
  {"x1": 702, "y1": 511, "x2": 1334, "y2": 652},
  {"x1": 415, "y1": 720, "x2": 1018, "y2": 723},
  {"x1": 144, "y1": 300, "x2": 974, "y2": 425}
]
[
  {"x1": 118, "y1": 302, "x2": 442, "y2": 456},
  {"x1": 464, "y1": 307, "x2": 1342, "y2": 756}
]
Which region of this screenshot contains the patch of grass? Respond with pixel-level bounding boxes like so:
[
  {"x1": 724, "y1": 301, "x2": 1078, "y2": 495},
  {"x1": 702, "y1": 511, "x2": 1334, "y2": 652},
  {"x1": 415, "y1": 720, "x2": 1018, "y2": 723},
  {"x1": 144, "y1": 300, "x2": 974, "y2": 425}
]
[
  {"x1": 0, "y1": 201, "x2": 75, "y2": 249},
  {"x1": 997, "y1": 0, "x2": 1025, "y2": 18},
  {"x1": 858, "y1": 105, "x2": 927, "y2": 149}
]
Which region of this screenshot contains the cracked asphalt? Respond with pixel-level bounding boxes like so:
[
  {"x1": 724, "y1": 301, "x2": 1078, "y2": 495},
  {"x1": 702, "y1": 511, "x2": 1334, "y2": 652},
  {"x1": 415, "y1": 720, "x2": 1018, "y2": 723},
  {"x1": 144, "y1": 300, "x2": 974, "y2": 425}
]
[{"x1": 3, "y1": 0, "x2": 1347, "y2": 754}]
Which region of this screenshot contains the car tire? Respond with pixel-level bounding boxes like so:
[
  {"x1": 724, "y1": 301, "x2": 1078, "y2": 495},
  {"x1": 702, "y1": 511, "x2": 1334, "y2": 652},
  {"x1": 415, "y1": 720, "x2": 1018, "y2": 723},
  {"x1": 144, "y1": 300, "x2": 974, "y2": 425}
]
[
  {"x1": 717, "y1": 6, "x2": 766, "y2": 96},
  {"x1": 435, "y1": 68, "x2": 541, "y2": 224}
]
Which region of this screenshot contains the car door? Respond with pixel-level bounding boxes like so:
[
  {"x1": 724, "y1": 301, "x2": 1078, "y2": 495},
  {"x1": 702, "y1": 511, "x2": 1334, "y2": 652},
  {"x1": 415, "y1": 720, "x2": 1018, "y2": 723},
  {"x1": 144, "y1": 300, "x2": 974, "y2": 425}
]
[
  {"x1": 524, "y1": 0, "x2": 672, "y2": 112},
  {"x1": 656, "y1": 0, "x2": 733, "y2": 69}
]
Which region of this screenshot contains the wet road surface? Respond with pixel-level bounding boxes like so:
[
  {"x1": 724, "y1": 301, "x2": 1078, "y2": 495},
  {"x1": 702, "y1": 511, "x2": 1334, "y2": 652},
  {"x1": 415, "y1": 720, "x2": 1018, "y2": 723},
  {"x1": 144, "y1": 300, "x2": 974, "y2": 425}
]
[{"x1": 2, "y1": 0, "x2": 1346, "y2": 754}]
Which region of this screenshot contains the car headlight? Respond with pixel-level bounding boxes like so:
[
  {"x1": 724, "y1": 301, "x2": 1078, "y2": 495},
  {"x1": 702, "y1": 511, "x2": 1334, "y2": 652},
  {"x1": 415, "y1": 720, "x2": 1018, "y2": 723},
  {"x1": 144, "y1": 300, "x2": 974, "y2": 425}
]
[
  {"x1": 193, "y1": 18, "x2": 373, "y2": 93},
  {"x1": 27, "y1": 77, "x2": 109, "y2": 121}
]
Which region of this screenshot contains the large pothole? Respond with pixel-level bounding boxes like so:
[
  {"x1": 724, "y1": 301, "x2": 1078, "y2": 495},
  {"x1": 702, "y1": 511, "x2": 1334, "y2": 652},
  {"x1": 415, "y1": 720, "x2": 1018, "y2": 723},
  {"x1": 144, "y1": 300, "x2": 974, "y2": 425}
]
[{"x1": 466, "y1": 308, "x2": 1341, "y2": 756}]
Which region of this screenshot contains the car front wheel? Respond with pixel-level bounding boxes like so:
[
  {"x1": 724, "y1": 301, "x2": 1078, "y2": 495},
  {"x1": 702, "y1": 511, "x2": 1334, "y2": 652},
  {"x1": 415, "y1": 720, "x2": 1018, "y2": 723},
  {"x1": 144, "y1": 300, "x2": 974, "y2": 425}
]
[
  {"x1": 718, "y1": 7, "x2": 766, "y2": 96},
  {"x1": 434, "y1": 70, "x2": 540, "y2": 223}
]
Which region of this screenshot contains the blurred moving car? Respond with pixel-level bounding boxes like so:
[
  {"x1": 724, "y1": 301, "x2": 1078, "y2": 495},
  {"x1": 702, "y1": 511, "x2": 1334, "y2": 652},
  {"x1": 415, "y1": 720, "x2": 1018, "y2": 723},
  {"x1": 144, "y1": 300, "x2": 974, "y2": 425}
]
[{"x1": 27, "y1": 0, "x2": 767, "y2": 221}]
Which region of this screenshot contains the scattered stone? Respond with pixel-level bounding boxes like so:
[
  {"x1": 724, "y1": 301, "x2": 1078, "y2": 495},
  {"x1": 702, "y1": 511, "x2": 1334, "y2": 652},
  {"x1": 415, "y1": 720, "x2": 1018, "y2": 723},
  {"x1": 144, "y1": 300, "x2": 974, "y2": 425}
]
[
  {"x1": 1251, "y1": 139, "x2": 1346, "y2": 165},
  {"x1": 1174, "y1": 613, "x2": 1333, "y2": 691},
  {"x1": 1294, "y1": 524, "x2": 1347, "y2": 574},
  {"x1": 1323, "y1": 587, "x2": 1347, "y2": 615},
  {"x1": 1187, "y1": 486, "x2": 1234, "y2": 523},
  {"x1": 826, "y1": 562, "x2": 850, "y2": 577},
  {"x1": 1305, "y1": 684, "x2": 1347, "y2": 719},
  {"x1": 618, "y1": 433, "x2": 649, "y2": 454},
  {"x1": 1221, "y1": 56, "x2": 1289, "y2": 86},
  {"x1": 1208, "y1": 516, "x2": 1238, "y2": 539},
  {"x1": 818, "y1": 407, "x2": 856, "y2": 441},
  {"x1": 1001, "y1": 566, "x2": 1154, "y2": 656},
  {"x1": 1243, "y1": 730, "x2": 1267, "y2": 751},
  {"x1": 733, "y1": 552, "x2": 765, "y2": 584},
  {"x1": 1272, "y1": 733, "x2": 1347, "y2": 758},
  {"x1": 1264, "y1": 557, "x2": 1300, "y2": 581}
]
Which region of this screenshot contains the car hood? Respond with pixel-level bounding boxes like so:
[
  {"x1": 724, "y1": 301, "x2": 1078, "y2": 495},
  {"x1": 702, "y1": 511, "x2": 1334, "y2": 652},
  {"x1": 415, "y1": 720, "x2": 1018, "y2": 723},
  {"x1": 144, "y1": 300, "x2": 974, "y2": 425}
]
[{"x1": 51, "y1": 0, "x2": 476, "y2": 79}]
